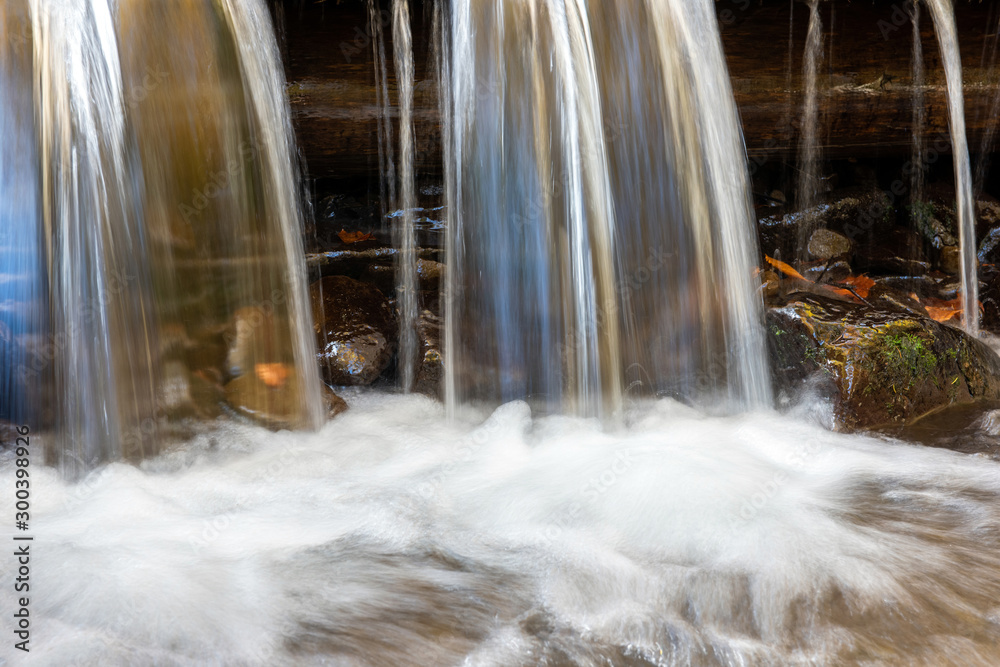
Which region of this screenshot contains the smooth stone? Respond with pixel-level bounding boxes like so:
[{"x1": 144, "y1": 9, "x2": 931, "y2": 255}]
[
  {"x1": 310, "y1": 275, "x2": 398, "y2": 386},
  {"x1": 807, "y1": 229, "x2": 852, "y2": 261}
]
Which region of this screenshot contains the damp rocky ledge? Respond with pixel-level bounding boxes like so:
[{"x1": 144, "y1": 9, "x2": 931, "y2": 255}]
[{"x1": 267, "y1": 179, "x2": 1000, "y2": 454}]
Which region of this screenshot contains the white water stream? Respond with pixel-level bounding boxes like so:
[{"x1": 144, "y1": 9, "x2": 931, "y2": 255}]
[{"x1": 3, "y1": 394, "x2": 1000, "y2": 665}]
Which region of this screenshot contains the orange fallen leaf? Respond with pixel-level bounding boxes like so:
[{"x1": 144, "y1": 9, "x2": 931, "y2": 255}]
[
  {"x1": 255, "y1": 363, "x2": 291, "y2": 388},
  {"x1": 839, "y1": 274, "x2": 875, "y2": 299},
  {"x1": 338, "y1": 229, "x2": 376, "y2": 244},
  {"x1": 826, "y1": 287, "x2": 857, "y2": 300},
  {"x1": 925, "y1": 305, "x2": 961, "y2": 322},
  {"x1": 764, "y1": 256, "x2": 806, "y2": 281},
  {"x1": 921, "y1": 294, "x2": 984, "y2": 323}
]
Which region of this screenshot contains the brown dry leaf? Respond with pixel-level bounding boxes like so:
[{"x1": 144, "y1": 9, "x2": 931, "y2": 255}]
[
  {"x1": 255, "y1": 363, "x2": 291, "y2": 388},
  {"x1": 764, "y1": 255, "x2": 806, "y2": 281},
  {"x1": 338, "y1": 229, "x2": 376, "y2": 244}
]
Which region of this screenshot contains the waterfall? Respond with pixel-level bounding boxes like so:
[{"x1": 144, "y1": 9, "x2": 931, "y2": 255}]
[
  {"x1": 370, "y1": 0, "x2": 396, "y2": 218},
  {"x1": 796, "y1": 0, "x2": 823, "y2": 253},
  {"x1": 3, "y1": 0, "x2": 323, "y2": 476},
  {"x1": 441, "y1": 0, "x2": 770, "y2": 418},
  {"x1": 392, "y1": 0, "x2": 419, "y2": 393},
  {"x1": 0, "y1": 0, "x2": 45, "y2": 427},
  {"x1": 924, "y1": 0, "x2": 979, "y2": 336},
  {"x1": 911, "y1": 0, "x2": 926, "y2": 203}
]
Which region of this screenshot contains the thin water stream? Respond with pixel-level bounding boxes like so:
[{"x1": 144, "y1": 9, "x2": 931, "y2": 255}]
[{"x1": 924, "y1": 0, "x2": 979, "y2": 335}]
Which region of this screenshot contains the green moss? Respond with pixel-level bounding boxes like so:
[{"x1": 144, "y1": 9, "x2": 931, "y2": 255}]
[
  {"x1": 909, "y1": 200, "x2": 937, "y2": 238},
  {"x1": 875, "y1": 330, "x2": 938, "y2": 391}
]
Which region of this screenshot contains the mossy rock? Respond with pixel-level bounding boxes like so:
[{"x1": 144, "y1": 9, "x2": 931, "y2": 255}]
[{"x1": 767, "y1": 297, "x2": 1000, "y2": 430}]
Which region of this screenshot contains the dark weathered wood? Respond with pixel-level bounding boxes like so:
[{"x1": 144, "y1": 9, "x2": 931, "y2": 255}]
[{"x1": 274, "y1": 0, "x2": 1000, "y2": 179}]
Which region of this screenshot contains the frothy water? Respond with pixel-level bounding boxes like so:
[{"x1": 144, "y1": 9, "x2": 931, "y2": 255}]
[
  {"x1": 4, "y1": 393, "x2": 1000, "y2": 665},
  {"x1": 442, "y1": 0, "x2": 770, "y2": 419}
]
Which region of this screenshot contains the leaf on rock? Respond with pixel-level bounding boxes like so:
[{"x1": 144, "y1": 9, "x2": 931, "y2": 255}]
[
  {"x1": 764, "y1": 256, "x2": 806, "y2": 281},
  {"x1": 255, "y1": 363, "x2": 291, "y2": 388},
  {"x1": 839, "y1": 274, "x2": 875, "y2": 299},
  {"x1": 338, "y1": 229, "x2": 376, "y2": 244}
]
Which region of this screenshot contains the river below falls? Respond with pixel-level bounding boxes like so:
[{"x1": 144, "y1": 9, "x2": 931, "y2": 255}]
[{"x1": 3, "y1": 393, "x2": 1000, "y2": 666}]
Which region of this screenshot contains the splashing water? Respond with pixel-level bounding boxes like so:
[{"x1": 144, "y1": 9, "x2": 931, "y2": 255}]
[
  {"x1": 4, "y1": 394, "x2": 1000, "y2": 665},
  {"x1": 442, "y1": 0, "x2": 770, "y2": 419},
  {"x1": 924, "y1": 0, "x2": 979, "y2": 336},
  {"x1": 2, "y1": 0, "x2": 323, "y2": 475}
]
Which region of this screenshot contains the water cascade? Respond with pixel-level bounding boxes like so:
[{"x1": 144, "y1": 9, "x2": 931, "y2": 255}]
[
  {"x1": 0, "y1": 0, "x2": 45, "y2": 427},
  {"x1": 370, "y1": 0, "x2": 396, "y2": 217},
  {"x1": 5, "y1": 2, "x2": 1000, "y2": 665},
  {"x1": 442, "y1": 0, "x2": 771, "y2": 418},
  {"x1": 795, "y1": 0, "x2": 823, "y2": 253},
  {"x1": 910, "y1": 0, "x2": 926, "y2": 203},
  {"x1": 924, "y1": 0, "x2": 979, "y2": 335},
  {"x1": 974, "y1": 8, "x2": 1000, "y2": 197},
  {"x1": 392, "y1": 0, "x2": 419, "y2": 392},
  {"x1": 3, "y1": 0, "x2": 323, "y2": 475}
]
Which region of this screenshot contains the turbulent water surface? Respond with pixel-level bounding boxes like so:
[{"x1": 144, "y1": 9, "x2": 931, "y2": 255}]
[{"x1": 3, "y1": 393, "x2": 1000, "y2": 666}]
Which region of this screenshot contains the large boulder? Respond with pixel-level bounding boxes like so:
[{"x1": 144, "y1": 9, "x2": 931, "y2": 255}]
[
  {"x1": 767, "y1": 296, "x2": 1000, "y2": 430},
  {"x1": 310, "y1": 275, "x2": 397, "y2": 385}
]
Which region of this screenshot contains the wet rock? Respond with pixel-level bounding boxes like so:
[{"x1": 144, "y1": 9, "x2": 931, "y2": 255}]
[
  {"x1": 802, "y1": 260, "x2": 852, "y2": 284},
  {"x1": 356, "y1": 258, "x2": 445, "y2": 295},
  {"x1": 223, "y1": 368, "x2": 314, "y2": 429},
  {"x1": 159, "y1": 361, "x2": 225, "y2": 420},
  {"x1": 0, "y1": 421, "x2": 19, "y2": 450},
  {"x1": 760, "y1": 270, "x2": 780, "y2": 299},
  {"x1": 853, "y1": 228, "x2": 931, "y2": 276},
  {"x1": 322, "y1": 384, "x2": 349, "y2": 418},
  {"x1": 223, "y1": 306, "x2": 284, "y2": 380},
  {"x1": 758, "y1": 188, "x2": 893, "y2": 260},
  {"x1": 767, "y1": 296, "x2": 1000, "y2": 430},
  {"x1": 415, "y1": 309, "x2": 444, "y2": 397},
  {"x1": 310, "y1": 275, "x2": 397, "y2": 385},
  {"x1": 306, "y1": 247, "x2": 444, "y2": 290},
  {"x1": 939, "y1": 246, "x2": 962, "y2": 275},
  {"x1": 910, "y1": 200, "x2": 957, "y2": 250},
  {"x1": 807, "y1": 229, "x2": 851, "y2": 261},
  {"x1": 980, "y1": 273, "x2": 1000, "y2": 334},
  {"x1": 979, "y1": 225, "x2": 1000, "y2": 265}
]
